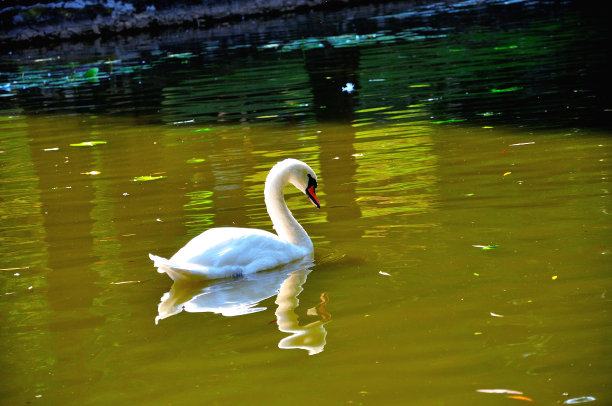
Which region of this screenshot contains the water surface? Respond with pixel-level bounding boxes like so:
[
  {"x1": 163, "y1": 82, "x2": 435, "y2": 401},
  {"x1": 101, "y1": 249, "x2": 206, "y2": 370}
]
[{"x1": 1, "y1": 1, "x2": 610, "y2": 405}]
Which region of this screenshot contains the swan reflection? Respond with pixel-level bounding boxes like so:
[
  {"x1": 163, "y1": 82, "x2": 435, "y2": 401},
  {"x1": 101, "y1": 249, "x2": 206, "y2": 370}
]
[
  {"x1": 156, "y1": 259, "x2": 330, "y2": 355},
  {"x1": 275, "y1": 271, "x2": 330, "y2": 355}
]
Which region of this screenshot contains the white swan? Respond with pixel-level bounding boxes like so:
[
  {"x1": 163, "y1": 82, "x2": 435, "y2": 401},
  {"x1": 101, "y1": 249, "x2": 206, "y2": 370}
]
[{"x1": 149, "y1": 158, "x2": 320, "y2": 281}]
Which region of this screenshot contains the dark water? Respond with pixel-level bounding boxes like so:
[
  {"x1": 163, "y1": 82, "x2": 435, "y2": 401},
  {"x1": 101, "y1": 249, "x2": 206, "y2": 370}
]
[
  {"x1": 1, "y1": 1, "x2": 609, "y2": 130},
  {"x1": 1, "y1": 1, "x2": 610, "y2": 405}
]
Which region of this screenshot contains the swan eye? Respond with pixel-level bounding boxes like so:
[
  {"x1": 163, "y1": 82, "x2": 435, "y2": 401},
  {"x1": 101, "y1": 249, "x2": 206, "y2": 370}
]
[{"x1": 307, "y1": 173, "x2": 317, "y2": 188}]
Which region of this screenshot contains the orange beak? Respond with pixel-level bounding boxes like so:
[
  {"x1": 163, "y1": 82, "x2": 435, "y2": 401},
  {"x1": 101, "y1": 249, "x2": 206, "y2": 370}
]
[{"x1": 306, "y1": 184, "x2": 320, "y2": 208}]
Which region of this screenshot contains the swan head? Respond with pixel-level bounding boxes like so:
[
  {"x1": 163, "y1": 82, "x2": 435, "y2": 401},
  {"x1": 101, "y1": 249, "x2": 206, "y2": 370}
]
[
  {"x1": 269, "y1": 159, "x2": 320, "y2": 209},
  {"x1": 287, "y1": 160, "x2": 320, "y2": 209}
]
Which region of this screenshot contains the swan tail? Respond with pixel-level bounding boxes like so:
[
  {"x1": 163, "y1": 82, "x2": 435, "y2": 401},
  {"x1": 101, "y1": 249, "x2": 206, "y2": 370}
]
[
  {"x1": 149, "y1": 253, "x2": 198, "y2": 282},
  {"x1": 149, "y1": 253, "x2": 222, "y2": 282},
  {"x1": 149, "y1": 253, "x2": 172, "y2": 270}
]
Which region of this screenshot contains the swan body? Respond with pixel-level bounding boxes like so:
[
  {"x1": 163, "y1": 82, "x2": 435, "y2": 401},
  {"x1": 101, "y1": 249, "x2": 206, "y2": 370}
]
[{"x1": 149, "y1": 158, "x2": 320, "y2": 281}]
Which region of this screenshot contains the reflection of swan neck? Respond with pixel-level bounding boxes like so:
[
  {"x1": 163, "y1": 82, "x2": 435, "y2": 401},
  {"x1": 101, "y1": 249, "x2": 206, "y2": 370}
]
[
  {"x1": 275, "y1": 270, "x2": 327, "y2": 355},
  {"x1": 275, "y1": 272, "x2": 307, "y2": 330},
  {"x1": 264, "y1": 165, "x2": 312, "y2": 250}
]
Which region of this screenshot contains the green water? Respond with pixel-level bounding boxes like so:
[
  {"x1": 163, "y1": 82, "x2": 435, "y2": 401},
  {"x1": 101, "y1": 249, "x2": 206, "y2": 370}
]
[{"x1": 1, "y1": 1, "x2": 610, "y2": 405}]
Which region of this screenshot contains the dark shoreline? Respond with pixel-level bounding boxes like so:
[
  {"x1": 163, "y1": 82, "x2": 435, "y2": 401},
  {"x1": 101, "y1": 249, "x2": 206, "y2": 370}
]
[{"x1": 1, "y1": 0, "x2": 410, "y2": 49}]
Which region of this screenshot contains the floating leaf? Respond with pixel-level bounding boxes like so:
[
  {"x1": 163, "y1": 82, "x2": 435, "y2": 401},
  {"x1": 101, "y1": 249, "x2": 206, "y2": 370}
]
[
  {"x1": 477, "y1": 389, "x2": 523, "y2": 395},
  {"x1": 472, "y1": 244, "x2": 500, "y2": 250},
  {"x1": 491, "y1": 86, "x2": 522, "y2": 93},
  {"x1": 0, "y1": 266, "x2": 28, "y2": 271},
  {"x1": 165, "y1": 52, "x2": 195, "y2": 59},
  {"x1": 132, "y1": 175, "x2": 166, "y2": 182},
  {"x1": 432, "y1": 118, "x2": 466, "y2": 124},
  {"x1": 110, "y1": 280, "x2": 141, "y2": 285},
  {"x1": 503, "y1": 171, "x2": 512, "y2": 176},
  {"x1": 564, "y1": 396, "x2": 596, "y2": 404},
  {"x1": 259, "y1": 43, "x2": 280, "y2": 49},
  {"x1": 494, "y1": 45, "x2": 518, "y2": 50},
  {"x1": 507, "y1": 395, "x2": 534, "y2": 402},
  {"x1": 83, "y1": 67, "x2": 99, "y2": 78},
  {"x1": 354, "y1": 106, "x2": 390, "y2": 113},
  {"x1": 70, "y1": 141, "x2": 107, "y2": 147}
]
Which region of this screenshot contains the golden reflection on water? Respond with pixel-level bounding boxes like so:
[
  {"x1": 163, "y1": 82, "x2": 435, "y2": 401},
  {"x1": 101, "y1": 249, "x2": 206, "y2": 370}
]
[
  {"x1": 352, "y1": 120, "x2": 437, "y2": 222},
  {"x1": 1, "y1": 112, "x2": 610, "y2": 405}
]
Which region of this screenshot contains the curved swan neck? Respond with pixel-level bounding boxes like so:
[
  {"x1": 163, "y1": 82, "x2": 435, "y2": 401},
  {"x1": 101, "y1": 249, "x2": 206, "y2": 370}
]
[{"x1": 264, "y1": 163, "x2": 313, "y2": 250}]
